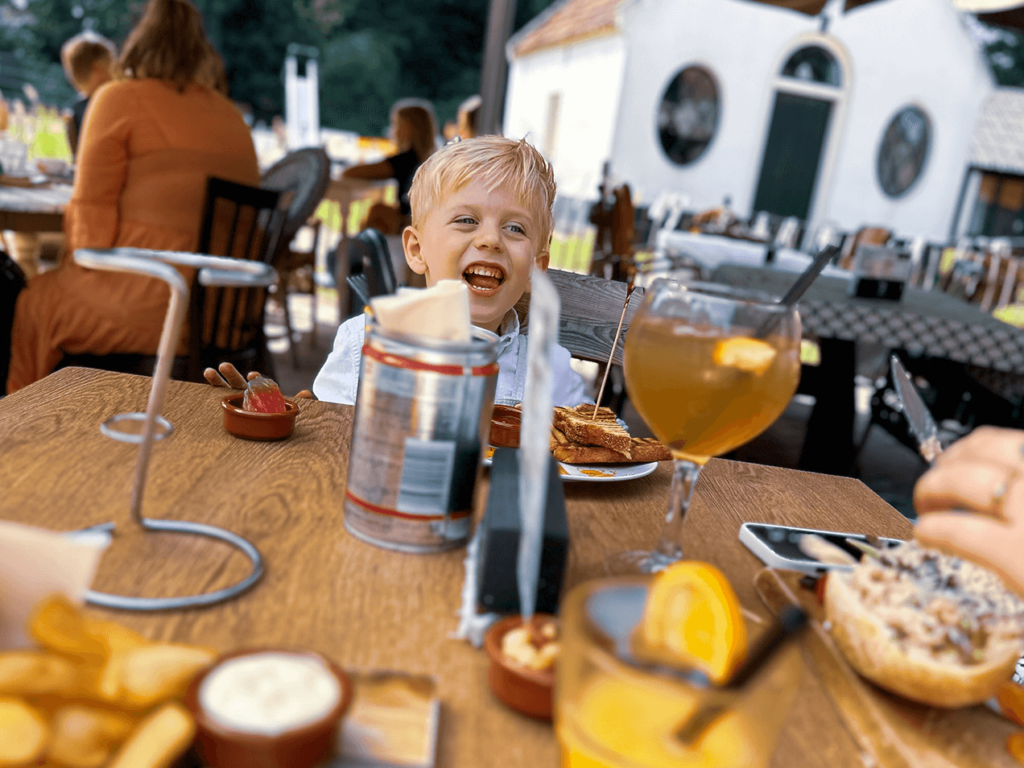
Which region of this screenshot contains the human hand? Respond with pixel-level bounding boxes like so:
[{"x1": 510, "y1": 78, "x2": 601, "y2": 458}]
[
  {"x1": 203, "y1": 363, "x2": 314, "y2": 399},
  {"x1": 913, "y1": 426, "x2": 1024, "y2": 596}
]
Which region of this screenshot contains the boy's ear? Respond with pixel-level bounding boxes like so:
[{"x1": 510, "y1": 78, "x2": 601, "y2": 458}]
[
  {"x1": 403, "y1": 226, "x2": 427, "y2": 275},
  {"x1": 533, "y1": 249, "x2": 550, "y2": 276}
]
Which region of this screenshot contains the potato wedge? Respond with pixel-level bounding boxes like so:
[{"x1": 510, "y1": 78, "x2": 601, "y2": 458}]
[
  {"x1": 29, "y1": 595, "x2": 107, "y2": 664},
  {"x1": 0, "y1": 698, "x2": 49, "y2": 766},
  {"x1": 106, "y1": 702, "x2": 195, "y2": 768},
  {"x1": 0, "y1": 651, "x2": 85, "y2": 698},
  {"x1": 46, "y1": 705, "x2": 135, "y2": 768},
  {"x1": 85, "y1": 618, "x2": 148, "y2": 656},
  {"x1": 101, "y1": 644, "x2": 215, "y2": 709}
]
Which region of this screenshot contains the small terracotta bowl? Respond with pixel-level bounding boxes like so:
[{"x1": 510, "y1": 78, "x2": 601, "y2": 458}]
[
  {"x1": 484, "y1": 615, "x2": 557, "y2": 720},
  {"x1": 184, "y1": 648, "x2": 353, "y2": 768},
  {"x1": 221, "y1": 394, "x2": 299, "y2": 441}
]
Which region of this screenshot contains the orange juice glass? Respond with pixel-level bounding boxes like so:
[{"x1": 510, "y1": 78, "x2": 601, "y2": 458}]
[
  {"x1": 555, "y1": 577, "x2": 803, "y2": 768},
  {"x1": 614, "y1": 280, "x2": 800, "y2": 573}
]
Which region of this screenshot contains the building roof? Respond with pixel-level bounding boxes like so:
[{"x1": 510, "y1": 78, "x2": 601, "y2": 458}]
[
  {"x1": 512, "y1": 0, "x2": 624, "y2": 57},
  {"x1": 971, "y1": 87, "x2": 1024, "y2": 175},
  {"x1": 510, "y1": 0, "x2": 888, "y2": 59}
]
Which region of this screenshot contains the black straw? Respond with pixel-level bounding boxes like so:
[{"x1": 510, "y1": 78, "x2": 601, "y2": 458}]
[
  {"x1": 724, "y1": 605, "x2": 807, "y2": 689},
  {"x1": 755, "y1": 245, "x2": 840, "y2": 339}
]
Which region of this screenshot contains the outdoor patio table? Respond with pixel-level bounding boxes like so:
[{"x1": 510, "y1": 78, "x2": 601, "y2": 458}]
[
  {"x1": 656, "y1": 230, "x2": 849, "y2": 278},
  {"x1": 0, "y1": 181, "x2": 72, "y2": 277},
  {"x1": 0, "y1": 367, "x2": 916, "y2": 767},
  {"x1": 711, "y1": 263, "x2": 1024, "y2": 475}
]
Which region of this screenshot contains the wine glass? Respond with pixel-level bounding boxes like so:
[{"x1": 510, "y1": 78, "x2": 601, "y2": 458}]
[{"x1": 609, "y1": 279, "x2": 801, "y2": 573}]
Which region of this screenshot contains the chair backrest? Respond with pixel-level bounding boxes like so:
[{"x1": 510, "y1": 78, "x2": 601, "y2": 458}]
[
  {"x1": 353, "y1": 228, "x2": 398, "y2": 297},
  {"x1": 513, "y1": 269, "x2": 644, "y2": 366},
  {"x1": 260, "y1": 148, "x2": 331, "y2": 264},
  {"x1": 774, "y1": 216, "x2": 802, "y2": 249},
  {"x1": 838, "y1": 226, "x2": 891, "y2": 270},
  {"x1": 188, "y1": 177, "x2": 286, "y2": 380}
]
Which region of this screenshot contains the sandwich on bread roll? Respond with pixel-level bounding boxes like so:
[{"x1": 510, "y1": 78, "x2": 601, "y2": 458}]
[{"x1": 825, "y1": 540, "x2": 1024, "y2": 708}]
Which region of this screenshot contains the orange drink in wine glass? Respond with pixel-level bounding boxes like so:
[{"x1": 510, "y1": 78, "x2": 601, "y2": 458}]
[{"x1": 614, "y1": 280, "x2": 801, "y2": 572}]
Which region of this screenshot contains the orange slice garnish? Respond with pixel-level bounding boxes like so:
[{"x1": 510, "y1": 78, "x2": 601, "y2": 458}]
[
  {"x1": 713, "y1": 337, "x2": 777, "y2": 375},
  {"x1": 639, "y1": 561, "x2": 747, "y2": 684},
  {"x1": 1007, "y1": 733, "x2": 1024, "y2": 765}
]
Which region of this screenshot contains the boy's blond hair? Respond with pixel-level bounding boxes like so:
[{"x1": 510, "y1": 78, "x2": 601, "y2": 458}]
[
  {"x1": 409, "y1": 136, "x2": 557, "y2": 246},
  {"x1": 60, "y1": 32, "x2": 116, "y2": 92}
]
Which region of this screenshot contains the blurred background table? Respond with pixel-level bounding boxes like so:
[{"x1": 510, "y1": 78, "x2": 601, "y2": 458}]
[
  {"x1": 656, "y1": 230, "x2": 848, "y2": 278},
  {"x1": 0, "y1": 367, "x2": 917, "y2": 768},
  {"x1": 712, "y1": 263, "x2": 1024, "y2": 475},
  {"x1": 0, "y1": 181, "x2": 72, "y2": 278}
]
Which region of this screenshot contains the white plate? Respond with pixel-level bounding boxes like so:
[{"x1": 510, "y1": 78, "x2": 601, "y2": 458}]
[
  {"x1": 556, "y1": 461, "x2": 660, "y2": 482},
  {"x1": 482, "y1": 447, "x2": 660, "y2": 483}
]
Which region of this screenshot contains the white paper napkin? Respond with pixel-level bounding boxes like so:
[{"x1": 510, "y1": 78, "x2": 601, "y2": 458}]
[{"x1": 371, "y1": 280, "x2": 471, "y2": 341}]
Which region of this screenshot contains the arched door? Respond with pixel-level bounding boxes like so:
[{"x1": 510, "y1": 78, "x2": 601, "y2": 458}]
[{"x1": 753, "y1": 45, "x2": 845, "y2": 221}]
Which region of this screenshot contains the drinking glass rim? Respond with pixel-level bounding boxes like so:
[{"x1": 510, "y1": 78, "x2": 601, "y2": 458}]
[
  {"x1": 646, "y1": 278, "x2": 789, "y2": 313},
  {"x1": 570, "y1": 576, "x2": 723, "y2": 692}
]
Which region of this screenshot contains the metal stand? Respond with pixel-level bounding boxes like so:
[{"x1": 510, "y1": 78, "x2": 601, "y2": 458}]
[{"x1": 73, "y1": 248, "x2": 277, "y2": 611}]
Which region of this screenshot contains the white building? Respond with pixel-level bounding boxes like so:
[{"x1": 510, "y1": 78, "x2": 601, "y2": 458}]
[{"x1": 503, "y1": 0, "x2": 1020, "y2": 243}]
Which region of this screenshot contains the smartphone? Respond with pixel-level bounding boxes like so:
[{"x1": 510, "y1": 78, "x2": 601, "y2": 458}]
[{"x1": 739, "y1": 522, "x2": 905, "y2": 575}]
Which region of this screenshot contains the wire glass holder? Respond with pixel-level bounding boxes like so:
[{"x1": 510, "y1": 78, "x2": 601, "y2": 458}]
[{"x1": 73, "y1": 248, "x2": 276, "y2": 611}]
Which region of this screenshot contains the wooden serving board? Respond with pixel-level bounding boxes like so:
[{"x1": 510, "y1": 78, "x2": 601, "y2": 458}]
[{"x1": 754, "y1": 568, "x2": 1021, "y2": 768}]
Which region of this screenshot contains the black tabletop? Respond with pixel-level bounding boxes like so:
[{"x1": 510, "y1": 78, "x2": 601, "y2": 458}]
[{"x1": 711, "y1": 264, "x2": 1024, "y2": 374}]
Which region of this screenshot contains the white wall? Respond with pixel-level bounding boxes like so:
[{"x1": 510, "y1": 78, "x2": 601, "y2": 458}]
[
  {"x1": 822, "y1": 0, "x2": 992, "y2": 239},
  {"x1": 507, "y1": 0, "x2": 995, "y2": 240},
  {"x1": 504, "y1": 34, "x2": 628, "y2": 198},
  {"x1": 610, "y1": 0, "x2": 813, "y2": 210}
]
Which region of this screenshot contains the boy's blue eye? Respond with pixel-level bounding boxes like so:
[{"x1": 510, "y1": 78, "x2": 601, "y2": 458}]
[
  {"x1": 454, "y1": 216, "x2": 477, "y2": 225},
  {"x1": 507, "y1": 223, "x2": 525, "y2": 234}
]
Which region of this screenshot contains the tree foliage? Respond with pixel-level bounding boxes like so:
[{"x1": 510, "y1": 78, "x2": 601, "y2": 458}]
[{"x1": 0, "y1": 0, "x2": 555, "y2": 134}]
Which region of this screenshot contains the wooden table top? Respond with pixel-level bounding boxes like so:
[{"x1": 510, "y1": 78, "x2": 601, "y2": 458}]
[
  {"x1": 0, "y1": 182, "x2": 71, "y2": 231},
  {"x1": 0, "y1": 367, "x2": 916, "y2": 767}
]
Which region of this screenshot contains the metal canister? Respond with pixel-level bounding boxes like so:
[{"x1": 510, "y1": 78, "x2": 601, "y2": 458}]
[{"x1": 343, "y1": 321, "x2": 498, "y2": 552}]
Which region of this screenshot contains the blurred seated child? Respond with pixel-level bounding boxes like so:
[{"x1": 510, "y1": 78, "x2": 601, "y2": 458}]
[
  {"x1": 208, "y1": 136, "x2": 587, "y2": 408},
  {"x1": 60, "y1": 31, "x2": 116, "y2": 158}
]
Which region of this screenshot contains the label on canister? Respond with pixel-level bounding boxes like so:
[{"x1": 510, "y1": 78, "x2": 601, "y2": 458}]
[{"x1": 344, "y1": 329, "x2": 498, "y2": 553}]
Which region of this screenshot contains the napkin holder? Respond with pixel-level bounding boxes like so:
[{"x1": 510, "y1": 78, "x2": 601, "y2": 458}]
[
  {"x1": 847, "y1": 244, "x2": 911, "y2": 301},
  {"x1": 475, "y1": 448, "x2": 569, "y2": 615}
]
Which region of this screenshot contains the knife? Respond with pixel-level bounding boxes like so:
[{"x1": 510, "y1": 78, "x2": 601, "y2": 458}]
[{"x1": 890, "y1": 355, "x2": 943, "y2": 464}]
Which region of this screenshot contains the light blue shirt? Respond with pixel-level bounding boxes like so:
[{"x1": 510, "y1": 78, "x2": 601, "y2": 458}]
[{"x1": 313, "y1": 309, "x2": 588, "y2": 407}]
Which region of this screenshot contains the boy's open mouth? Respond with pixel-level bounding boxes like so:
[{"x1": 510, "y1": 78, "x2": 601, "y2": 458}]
[{"x1": 462, "y1": 264, "x2": 505, "y2": 293}]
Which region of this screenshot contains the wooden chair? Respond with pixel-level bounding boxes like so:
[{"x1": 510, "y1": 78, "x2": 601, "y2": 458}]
[
  {"x1": 261, "y1": 148, "x2": 331, "y2": 365},
  {"x1": 589, "y1": 183, "x2": 636, "y2": 282},
  {"x1": 514, "y1": 269, "x2": 644, "y2": 367},
  {"x1": 186, "y1": 177, "x2": 287, "y2": 381},
  {"x1": 56, "y1": 177, "x2": 286, "y2": 383},
  {"x1": 837, "y1": 226, "x2": 891, "y2": 271},
  {"x1": 514, "y1": 269, "x2": 645, "y2": 411},
  {"x1": 344, "y1": 228, "x2": 399, "y2": 318}
]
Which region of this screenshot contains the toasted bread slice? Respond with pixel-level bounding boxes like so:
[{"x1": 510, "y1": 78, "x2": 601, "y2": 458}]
[
  {"x1": 551, "y1": 428, "x2": 672, "y2": 465},
  {"x1": 553, "y1": 404, "x2": 631, "y2": 458},
  {"x1": 628, "y1": 438, "x2": 673, "y2": 463}
]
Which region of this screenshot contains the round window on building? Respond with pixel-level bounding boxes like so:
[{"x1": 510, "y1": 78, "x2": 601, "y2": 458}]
[
  {"x1": 877, "y1": 106, "x2": 930, "y2": 198},
  {"x1": 657, "y1": 66, "x2": 719, "y2": 166}
]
